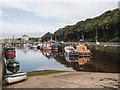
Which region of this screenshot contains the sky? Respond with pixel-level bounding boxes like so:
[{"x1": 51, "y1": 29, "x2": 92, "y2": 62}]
[{"x1": 0, "y1": 0, "x2": 119, "y2": 39}]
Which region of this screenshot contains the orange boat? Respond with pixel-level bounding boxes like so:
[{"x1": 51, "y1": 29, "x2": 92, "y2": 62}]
[{"x1": 76, "y1": 43, "x2": 91, "y2": 57}]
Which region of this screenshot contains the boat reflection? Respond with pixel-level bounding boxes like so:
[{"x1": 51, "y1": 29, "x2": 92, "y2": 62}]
[
  {"x1": 64, "y1": 56, "x2": 91, "y2": 71},
  {"x1": 7, "y1": 66, "x2": 20, "y2": 74},
  {"x1": 41, "y1": 50, "x2": 58, "y2": 59},
  {"x1": 40, "y1": 49, "x2": 91, "y2": 71},
  {"x1": 41, "y1": 50, "x2": 52, "y2": 59},
  {"x1": 65, "y1": 57, "x2": 91, "y2": 65}
]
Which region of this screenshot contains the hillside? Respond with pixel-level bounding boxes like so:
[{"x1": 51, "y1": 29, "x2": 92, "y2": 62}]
[{"x1": 42, "y1": 9, "x2": 120, "y2": 42}]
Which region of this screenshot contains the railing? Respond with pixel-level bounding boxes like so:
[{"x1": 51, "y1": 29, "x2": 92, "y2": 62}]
[{"x1": 64, "y1": 42, "x2": 120, "y2": 47}]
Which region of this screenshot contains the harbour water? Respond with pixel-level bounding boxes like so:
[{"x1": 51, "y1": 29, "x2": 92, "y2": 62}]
[{"x1": 6, "y1": 47, "x2": 119, "y2": 74}]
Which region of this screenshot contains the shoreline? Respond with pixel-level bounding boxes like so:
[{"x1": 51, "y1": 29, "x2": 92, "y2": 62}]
[{"x1": 2, "y1": 70, "x2": 119, "y2": 88}]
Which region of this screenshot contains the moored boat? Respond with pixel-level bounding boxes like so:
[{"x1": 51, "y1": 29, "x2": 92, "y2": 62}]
[
  {"x1": 5, "y1": 47, "x2": 16, "y2": 59},
  {"x1": 76, "y1": 43, "x2": 91, "y2": 57},
  {"x1": 43, "y1": 43, "x2": 52, "y2": 50},
  {"x1": 64, "y1": 46, "x2": 79, "y2": 57},
  {"x1": 5, "y1": 73, "x2": 27, "y2": 84},
  {"x1": 51, "y1": 44, "x2": 58, "y2": 50}
]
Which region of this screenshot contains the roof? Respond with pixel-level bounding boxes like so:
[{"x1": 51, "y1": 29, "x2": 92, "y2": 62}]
[{"x1": 22, "y1": 35, "x2": 28, "y2": 37}]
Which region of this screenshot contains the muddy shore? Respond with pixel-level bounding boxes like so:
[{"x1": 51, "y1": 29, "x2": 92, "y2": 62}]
[{"x1": 2, "y1": 70, "x2": 119, "y2": 88}]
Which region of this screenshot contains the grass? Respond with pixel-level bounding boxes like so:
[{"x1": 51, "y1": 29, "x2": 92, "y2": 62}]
[{"x1": 27, "y1": 70, "x2": 71, "y2": 77}]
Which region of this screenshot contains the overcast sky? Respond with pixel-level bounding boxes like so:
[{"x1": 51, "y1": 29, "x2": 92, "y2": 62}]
[{"x1": 0, "y1": 0, "x2": 119, "y2": 39}]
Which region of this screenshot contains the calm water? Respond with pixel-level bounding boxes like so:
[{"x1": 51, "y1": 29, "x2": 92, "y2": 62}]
[{"x1": 6, "y1": 47, "x2": 119, "y2": 74}]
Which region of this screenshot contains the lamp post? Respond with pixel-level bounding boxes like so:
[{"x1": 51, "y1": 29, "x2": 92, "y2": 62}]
[
  {"x1": 13, "y1": 35, "x2": 15, "y2": 47},
  {"x1": 95, "y1": 27, "x2": 99, "y2": 45},
  {"x1": 95, "y1": 27, "x2": 98, "y2": 43}
]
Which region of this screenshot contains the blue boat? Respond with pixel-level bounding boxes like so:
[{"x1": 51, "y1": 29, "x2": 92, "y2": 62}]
[{"x1": 51, "y1": 44, "x2": 58, "y2": 50}]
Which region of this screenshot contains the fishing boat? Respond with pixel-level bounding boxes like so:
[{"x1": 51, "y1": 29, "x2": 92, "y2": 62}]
[
  {"x1": 6, "y1": 59, "x2": 20, "y2": 68},
  {"x1": 39, "y1": 43, "x2": 44, "y2": 49},
  {"x1": 43, "y1": 43, "x2": 52, "y2": 50},
  {"x1": 64, "y1": 46, "x2": 79, "y2": 57},
  {"x1": 76, "y1": 43, "x2": 91, "y2": 57},
  {"x1": 51, "y1": 44, "x2": 58, "y2": 50},
  {"x1": 5, "y1": 73, "x2": 27, "y2": 84},
  {"x1": 5, "y1": 47, "x2": 16, "y2": 59}
]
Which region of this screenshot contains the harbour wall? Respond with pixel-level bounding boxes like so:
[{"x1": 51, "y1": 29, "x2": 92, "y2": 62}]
[
  {"x1": 87, "y1": 44, "x2": 120, "y2": 53},
  {"x1": 59, "y1": 42, "x2": 120, "y2": 53}
]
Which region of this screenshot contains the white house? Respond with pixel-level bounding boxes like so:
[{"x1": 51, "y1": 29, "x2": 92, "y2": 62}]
[{"x1": 21, "y1": 35, "x2": 29, "y2": 41}]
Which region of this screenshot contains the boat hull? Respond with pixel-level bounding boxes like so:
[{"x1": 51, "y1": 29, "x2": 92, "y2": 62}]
[
  {"x1": 79, "y1": 52, "x2": 92, "y2": 57},
  {"x1": 51, "y1": 44, "x2": 58, "y2": 50},
  {"x1": 5, "y1": 73, "x2": 27, "y2": 84}
]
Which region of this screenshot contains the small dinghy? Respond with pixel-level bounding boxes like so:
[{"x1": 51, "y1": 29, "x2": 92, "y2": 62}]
[{"x1": 5, "y1": 73, "x2": 27, "y2": 84}]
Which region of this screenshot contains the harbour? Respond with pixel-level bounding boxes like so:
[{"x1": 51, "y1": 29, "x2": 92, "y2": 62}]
[
  {"x1": 1, "y1": 1, "x2": 120, "y2": 89},
  {"x1": 5, "y1": 44, "x2": 119, "y2": 74}
]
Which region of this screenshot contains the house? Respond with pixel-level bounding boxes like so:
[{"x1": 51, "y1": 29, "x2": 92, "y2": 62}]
[{"x1": 21, "y1": 35, "x2": 29, "y2": 41}]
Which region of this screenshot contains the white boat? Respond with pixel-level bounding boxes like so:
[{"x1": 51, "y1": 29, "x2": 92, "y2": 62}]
[
  {"x1": 64, "y1": 46, "x2": 79, "y2": 57},
  {"x1": 64, "y1": 46, "x2": 75, "y2": 53},
  {"x1": 5, "y1": 73, "x2": 27, "y2": 84}
]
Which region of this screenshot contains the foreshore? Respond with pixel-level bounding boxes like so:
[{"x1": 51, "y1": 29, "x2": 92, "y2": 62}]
[{"x1": 2, "y1": 70, "x2": 119, "y2": 88}]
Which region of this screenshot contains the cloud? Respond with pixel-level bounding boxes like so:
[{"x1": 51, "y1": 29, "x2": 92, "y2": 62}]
[
  {"x1": 1, "y1": 1, "x2": 118, "y2": 39},
  {"x1": 1, "y1": 21, "x2": 66, "y2": 37},
  {"x1": 2, "y1": 2, "x2": 118, "y2": 22},
  {"x1": 2, "y1": 22, "x2": 51, "y2": 33}
]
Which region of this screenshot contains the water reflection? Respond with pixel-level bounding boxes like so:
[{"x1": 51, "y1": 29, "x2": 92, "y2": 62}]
[
  {"x1": 6, "y1": 47, "x2": 119, "y2": 73},
  {"x1": 7, "y1": 66, "x2": 20, "y2": 74},
  {"x1": 40, "y1": 49, "x2": 92, "y2": 71}
]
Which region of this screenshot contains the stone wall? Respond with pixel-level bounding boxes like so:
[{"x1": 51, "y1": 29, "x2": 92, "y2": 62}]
[{"x1": 87, "y1": 44, "x2": 120, "y2": 53}]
